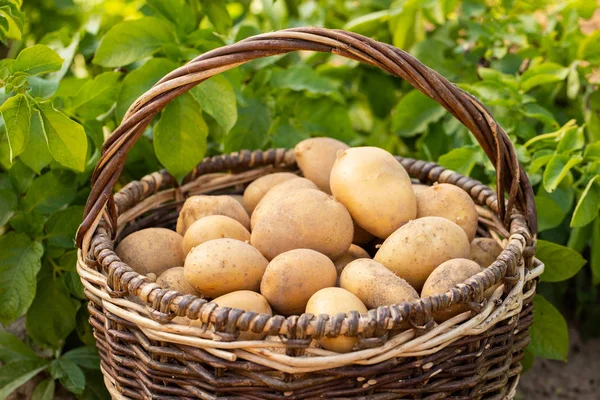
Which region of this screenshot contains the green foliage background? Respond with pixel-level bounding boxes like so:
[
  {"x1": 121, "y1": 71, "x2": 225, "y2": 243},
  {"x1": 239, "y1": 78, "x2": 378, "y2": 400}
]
[{"x1": 0, "y1": 0, "x2": 599, "y2": 398}]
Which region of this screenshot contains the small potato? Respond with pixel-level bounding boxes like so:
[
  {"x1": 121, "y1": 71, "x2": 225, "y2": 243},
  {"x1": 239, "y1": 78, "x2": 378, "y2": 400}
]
[
  {"x1": 352, "y1": 222, "x2": 374, "y2": 245},
  {"x1": 251, "y1": 189, "x2": 353, "y2": 260},
  {"x1": 340, "y1": 259, "x2": 419, "y2": 309},
  {"x1": 156, "y1": 267, "x2": 202, "y2": 296},
  {"x1": 470, "y1": 238, "x2": 503, "y2": 267},
  {"x1": 243, "y1": 172, "x2": 298, "y2": 213},
  {"x1": 294, "y1": 137, "x2": 349, "y2": 193},
  {"x1": 334, "y1": 244, "x2": 370, "y2": 276},
  {"x1": 306, "y1": 288, "x2": 367, "y2": 353},
  {"x1": 176, "y1": 195, "x2": 250, "y2": 235},
  {"x1": 374, "y1": 217, "x2": 470, "y2": 291},
  {"x1": 182, "y1": 215, "x2": 250, "y2": 255},
  {"x1": 330, "y1": 147, "x2": 416, "y2": 238},
  {"x1": 261, "y1": 249, "x2": 336, "y2": 315},
  {"x1": 184, "y1": 239, "x2": 268, "y2": 298},
  {"x1": 415, "y1": 183, "x2": 479, "y2": 242},
  {"x1": 212, "y1": 291, "x2": 272, "y2": 340},
  {"x1": 412, "y1": 183, "x2": 429, "y2": 196},
  {"x1": 116, "y1": 228, "x2": 184, "y2": 275},
  {"x1": 421, "y1": 258, "x2": 483, "y2": 322},
  {"x1": 228, "y1": 195, "x2": 245, "y2": 208}
]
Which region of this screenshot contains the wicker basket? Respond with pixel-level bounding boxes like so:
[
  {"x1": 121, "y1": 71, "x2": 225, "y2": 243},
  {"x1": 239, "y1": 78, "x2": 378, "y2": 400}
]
[{"x1": 76, "y1": 28, "x2": 542, "y2": 399}]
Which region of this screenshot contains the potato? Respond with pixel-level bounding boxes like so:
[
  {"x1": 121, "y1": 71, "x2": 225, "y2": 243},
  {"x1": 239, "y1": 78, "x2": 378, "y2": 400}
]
[
  {"x1": 374, "y1": 217, "x2": 470, "y2": 291},
  {"x1": 333, "y1": 244, "x2": 370, "y2": 276},
  {"x1": 156, "y1": 267, "x2": 202, "y2": 296},
  {"x1": 330, "y1": 147, "x2": 416, "y2": 238},
  {"x1": 415, "y1": 183, "x2": 479, "y2": 242},
  {"x1": 251, "y1": 189, "x2": 353, "y2": 260},
  {"x1": 250, "y1": 177, "x2": 318, "y2": 230},
  {"x1": 352, "y1": 222, "x2": 374, "y2": 245},
  {"x1": 412, "y1": 183, "x2": 429, "y2": 196},
  {"x1": 184, "y1": 238, "x2": 268, "y2": 298},
  {"x1": 228, "y1": 194, "x2": 245, "y2": 208},
  {"x1": 421, "y1": 258, "x2": 483, "y2": 321},
  {"x1": 294, "y1": 137, "x2": 349, "y2": 193},
  {"x1": 340, "y1": 259, "x2": 418, "y2": 309},
  {"x1": 243, "y1": 172, "x2": 298, "y2": 213},
  {"x1": 212, "y1": 291, "x2": 272, "y2": 340},
  {"x1": 470, "y1": 238, "x2": 503, "y2": 267},
  {"x1": 306, "y1": 288, "x2": 367, "y2": 353},
  {"x1": 182, "y1": 215, "x2": 250, "y2": 255},
  {"x1": 261, "y1": 249, "x2": 336, "y2": 315},
  {"x1": 176, "y1": 195, "x2": 250, "y2": 235},
  {"x1": 116, "y1": 228, "x2": 184, "y2": 275}
]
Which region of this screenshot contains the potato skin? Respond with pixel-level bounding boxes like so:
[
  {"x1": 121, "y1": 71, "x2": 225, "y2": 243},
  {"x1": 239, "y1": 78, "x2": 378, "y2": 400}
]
[
  {"x1": 415, "y1": 183, "x2": 479, "y2": 242},
  {"x1": 182, "y1": 215, "x2": 250, "y2": 255},
  {"x1": 156, "y1": 267, "x2": 202, "y2": 296},
  {"x1": 340, "y1": 259, "x2": 419, "y2": 309},
  {"x1": 212, "y1": 291, "x2": 272, "y2": 340},
  {"x1": 306, "y1": 288, "x2": 367, "y2": 353},
  {"x1": 243, "y1": 172, "x2": 298, "y2": 214},
  {"x1": 228, "y1": 195, "x2": 245, "y2": 208},
  {"x1": 470, "y1": 238, "x2": 503, "y2": 267},
  {"x1": 330, "y1": 147, "x2": 416, "y2": 239},
  {"x1": 116, "y1": 228, "x2": 184, "y2": 275},
  {"x1": 294, "y1": 137, "x2": 349, "y2": 193},
  {"x1": 333, "y1": 244, "x2": 370, "y2": 277},
  {"x1": 184, "y1": 238, "x2": 268, "y2": 298},
  {"x1": 412, "y1": 183, "x2": 429, "y2": 196},
  {"x1": 251, "y1": 189, "x2": 353, "y2": 260},
  {"x1": 374, "y1": 217, "x2": 470, "y2": 291},
  {"x1": 261, "y1": 249, "x2": 337, "y2": 315},
  {"x1": 421, "y1": 258, "x2": 483, "y2": 321},
  {"x1": 176, "y1": 195, "x2": 250, "y2": 235}
]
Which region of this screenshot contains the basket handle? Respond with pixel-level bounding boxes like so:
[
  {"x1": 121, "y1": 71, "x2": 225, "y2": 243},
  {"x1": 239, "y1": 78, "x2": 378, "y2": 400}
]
[{"x1": 76, "y1": 27, "x2": 537, "y2": 247}]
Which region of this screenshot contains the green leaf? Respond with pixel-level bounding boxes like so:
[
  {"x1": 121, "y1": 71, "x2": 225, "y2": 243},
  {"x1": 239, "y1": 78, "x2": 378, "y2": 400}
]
[
  {"x1": 24, "y1": 170, "x2": 77, "y2": 214},
  {"x1": 521, "y1": 349, "x2": 534, "y2": 372},
  {"x1": 27, "y1": 275, "x2": 80, "y2": 349},
  {"x1": 19, "y1": 110, "x2": 52, "y2": 174},
  {"x1": 520, "y1": 62, "x2": 569, "y2": 92},
  {"x1": 36, "y1": 101, "x2": 88, "y2": 172},
  {"x1": 556, "y1": 126, "x2": 585, "y2": 153},
  {"x1": 535, "y1": 181, "x2": 574, "y2": 232},
  {"x1": 0, "y1": 360, "x2": 48, "y2": 400},
  {"x1": 529, "y1": 295, "x2": 568, "y2": 361},
  {"x1": 390, "y1": 0, "x2": 425, "y2": 50},
  {"x1": 116, "y1": 58, "x2": 176, "y2": 121},
  {"x1": 270, "y1": 66, "x2": 339, "y2": 95},
  {"x1": 592, "y1": 218, "x2": 600, "y2": 285},
  {"x1": 31, "y1": 379, "x2": 55, "y2": 400},
  {"x1": 566, "y1": 62, "x2": 580, "y2": 100},
  {"x1": 0, "y1": 188, "x2": 17, "y2": 226},
  {"x1": 224, "y1": 97, "x2": 272, "y2": 153},
  {"x1": 0, "y1": 93, "x2": 30, "y2": 161},
  {"x1": 584, "y1": 142, "x2": 600, "y2": 161},
  {"x1": 571, "y1": 175, "x2": 600, "y2": 228},
  {"x1": 26, "y1": 76, "x2": 59, "y2": 99},
  {"x1": 10, "y1": 44, "x2": 63, "y2": 76},
  {"x1": 204, "y1": 2, "x2": 232, "y2": 33},
  {"x1": 391, "y1": 90, "x2": 446, "y2": 137},
  {"x1": 154, "y1": 93, "x2": 207, "y2": 181},
  {"x1": 542, "y1": 153, "x2": 583, "y2": 192},
  {"x1": 72, "y1": 72, "x2": 121, "y2": 119},
  {"x1": 438, "y1": 147, "x2": 483, "y2": 176},
  {"x1": 147, "y1": 0, "x2": 195, "y2": 34},
  {"x1": 62, "y1": 346, "x2": 100, "y2": 370},
  {"x1": 10, "y1": 211, "x2": 47, "y2": 238},
  {"x1": 53, "y1": 359, "x2": 85, "y2": 394},
  {"x1": 44, "y1": 206, "x2": 84, "y2": 248},
  {"x1": 296, "y1": 98, "x2": 355, "y2": 143},
  {"x1": 80, "y1": 369, "x2": 109, "y2": 400},
  {"x1": 269, "y1": 118, "x2": 309, "y2": 149},
  {"x1": 344, "y1": 9, "x2": 399, "y2": 35},
  {"x1": 191, "y1": 75, "x2": 237, "y2": 132},
  {"x1": 8, "y1": 160, "x2": 34, "y2": 194},
  {"x1": 0, "y1": 331, "x2": 38, "y2": 363},
  {"x1": 93, "y1": 17, "x2": 176, "y2": 68},
  {"x1": 537, "y1": 239, "x2": 586, "y2": 282},
  {"x1": 521, "y1": 103, "x2": 558, "y2": 128},
  {"x1": 577, "y1": 31, "x2": 600, "y2": 64},
  {"x1": 0, "y1": 232, "x2": 43, "y2": 325}
]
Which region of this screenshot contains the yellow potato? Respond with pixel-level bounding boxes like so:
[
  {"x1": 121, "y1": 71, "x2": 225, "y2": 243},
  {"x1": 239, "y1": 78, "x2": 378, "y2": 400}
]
[
  {"x1": 330, "y1": 147, "x2": 417, "y2": 238},
  {"x1": 251, "y1": 189, "x2": 353, "y2": 260},
  {"x1": 228, "y1": 194, "x2": 245, "y2": 209},
  {"x1": 294, "y1": 137, "x2": 349, "y2": 193},
  {"x1": 306, "y1": 287, "x2": 367, "y2": 353},
  {"x1": 243, "y1": 172, "x2": 298, "y2": 214},
  {"x1": 470, "y1": 238, "x2": 503, "y2": 267},
  {"x1": 156, "y1": 267, "x2": 202, "y2": 296},
  {"x1": 182, "y1": 215, "x2": 250, "y2": 255},
  {"x1": 340, "y1": 259, "x2": 419, "y2": 309},
  {"x1": 176, "y1": 195, "x2": 250, "y2": 235},
  {"x1": 415, "y1": 183, "x2": 479, "y2": 242},
  {"x1": 212, "y1": 291, "x2": 272, "y2": 340},
  {"x1": 184, "y1": 238, "x2": 268, "y2": 298},
  {"x1": 374, "y1": 216, "x2": 470, "y2": 291},
  {"x1": 352, "y1": 222, "x2": 374, "y2": 245},
  {"x1": 421, "y1": 258, "x2": 483, "y2": 322},
  {"x1": 412, "y1": 183, "x2": 429, "y2": 196},
  {"x1": 261, "y1": 249, "x2": 336, "y2": 315},
  {"x1": 116, "y1": 228, "x2": 184, "y2": 275},
  {"x1": 333, "y1": 244, "x2": 370, "y2": 276}
]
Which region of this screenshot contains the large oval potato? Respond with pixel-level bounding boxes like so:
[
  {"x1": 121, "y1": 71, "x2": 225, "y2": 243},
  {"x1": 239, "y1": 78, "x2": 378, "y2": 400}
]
[
  {"x1": 330, "y1": 147, "x2": 416, "y2": 238},
  {"x1": 182, "y1": 215, "x2": 250, "y2": 255},
  {"x1": 156, "y1": 267, "x2": 203, "y2": 296},
  {"x1": 421, "y1": 258, "x2": 483, "y2": 322},
  {"x1": 374, "y1": 217, "x2": 470, "y2": 290},
  {"x1": 212, "y1": 291, "x2": 272, "y2": 340},
  {"x1": 251, "y1": 189, "x2": 353, "y2": 260},
  {"x1": 261, "y1": 249, "x2": 336, "y2": 315},
  {"x1": 243, "y1": 172, "x2": 298, "y2": 214},
  {"x1": 116, "y1": 228, "x2": 184, "y2": 275},
  {"x1": 415, "y1": 183, "x2": 479, "y2": 241},
  {"x1": 340, "y1": 259, "x2": 419, "y2": 309},
  {"x1": 306, "y1": 287, "x2": 367, "y2": 353},
  {"x1": 176, "y1": 195, "x2": 250, "y2": 235},
  {"x1": 470, "y1": 238, "x2": 503, "y2": 267},
  {"x1": 294, "y1": 137, "x2": 349, "y2": 193},
  {"x1": 184, "y1": 238, "x2": 268, "y2": 298},
  {"x1": 333, "y1": 244, "x2": 370, "y2": 276}
]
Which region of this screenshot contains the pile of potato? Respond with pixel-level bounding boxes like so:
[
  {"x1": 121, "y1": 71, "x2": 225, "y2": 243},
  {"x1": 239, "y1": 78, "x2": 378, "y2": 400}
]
[{"x1": 116, "y1": 138, "x2": 503, "y2": 351}]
